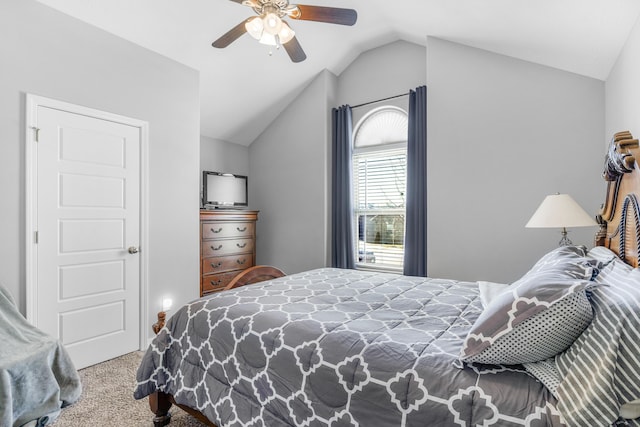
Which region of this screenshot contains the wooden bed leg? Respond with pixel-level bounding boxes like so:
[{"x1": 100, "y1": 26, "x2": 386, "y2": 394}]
[{"x1": 149, "y1": 391, "x2": 172, "y2": 426}]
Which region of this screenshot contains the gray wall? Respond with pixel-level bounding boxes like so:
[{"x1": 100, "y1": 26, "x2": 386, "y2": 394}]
[
  {"x1": 339, "y1": 40, "x2": 427, "y2": 140},
  {"x1": 200, "y1": 136, "x2": 249, "y2": 176},
  {"x1": 0, "y1": 0, "x2": 201, "y2": 340},
  {"x1": 337, "y1": 41, "x2": 427, "y2": 110},
  {"x1": 249, "y1": 70, "x2": 335, "y2": 274},
  {"x1": 250, "y1": 37, "x2": 606, "y2": 283},
  {"x1": 200, "y1": 136, "x2": 249, "y2": 206},
  {"x1": 606, "y1": 16, "x2": 640, "y2": 143},
  {"x1": 249, "y1": 41, "x2": 426, "y2": 273},
  {"x1": 426, "y1": 37, "x2": 605, "y2": 283}
]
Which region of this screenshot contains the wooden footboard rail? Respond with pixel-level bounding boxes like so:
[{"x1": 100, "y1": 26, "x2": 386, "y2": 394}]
[{"x1": 148, "y1": 265, "x2": 286, "y2": 426}]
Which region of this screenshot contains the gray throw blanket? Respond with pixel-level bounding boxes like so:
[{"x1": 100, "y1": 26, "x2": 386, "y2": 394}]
[{"x1": 0, "y1": 285, "x2": 82, "y2": 427}]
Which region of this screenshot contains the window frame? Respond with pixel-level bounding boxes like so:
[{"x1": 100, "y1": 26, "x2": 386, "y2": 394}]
[{"x1": 351, "y1": 106, "x2": 408, "y2": 273}]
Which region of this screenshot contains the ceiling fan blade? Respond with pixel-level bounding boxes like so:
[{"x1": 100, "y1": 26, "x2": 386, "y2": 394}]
[
  {"x1": 212, "y1": 20, "x2": 248, "y2": 48},
  {"x1": 290, "y1": 5, "x2": 357, "y2": 26},
  {"x1": 283, "y1": 36, "x2": 307, "y2": 63}
]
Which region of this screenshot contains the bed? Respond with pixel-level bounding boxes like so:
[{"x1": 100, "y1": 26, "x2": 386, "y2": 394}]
[{"x1": 134, "y1": 131, "x2": 640, "y2": 427}]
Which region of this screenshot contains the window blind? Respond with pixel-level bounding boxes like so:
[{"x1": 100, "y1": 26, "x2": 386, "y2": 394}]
[{"x1": 353, "y1": 147, "x2": 407, "y2": 270}]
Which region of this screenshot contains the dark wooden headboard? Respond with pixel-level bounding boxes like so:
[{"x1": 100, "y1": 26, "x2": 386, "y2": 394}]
[{"x1": 596, "y1": 130, "x2": 640, "y2": 267}]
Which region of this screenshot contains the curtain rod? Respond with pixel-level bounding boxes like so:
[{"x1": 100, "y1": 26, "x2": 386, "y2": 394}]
[{"x1": 351, "y1": 92, "x2": 409, "y2": 109}]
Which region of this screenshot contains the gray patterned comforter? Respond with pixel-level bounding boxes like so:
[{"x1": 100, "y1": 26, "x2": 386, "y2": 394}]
[{"x1": 134, "y1": 268, "x2": 563, "y2": 426}]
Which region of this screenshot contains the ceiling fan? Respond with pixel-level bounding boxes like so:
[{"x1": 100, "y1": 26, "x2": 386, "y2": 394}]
[{"x1": 212, "y1": 0, "x2": 358, "y2": 63}]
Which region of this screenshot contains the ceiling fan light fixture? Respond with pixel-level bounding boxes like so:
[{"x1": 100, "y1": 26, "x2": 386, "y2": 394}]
[
  {"x1": 263, "y1": 12, "x2": 283, "y2": 35},
  {"x1": 258, "y1": 32, "x2": 278, "y2": 46},
  {"x1": 214, "y1": 0, "x2": 358, "y2": 62},
  {"x1": 286, "y1": 5, "x2": 301, "y2": 19},
  {"x1": 245, "y1": 16, "x2": 264, "y2": 40},
  {"x1": 279, "y1": 21, "x2": 295, "y2": 44}
]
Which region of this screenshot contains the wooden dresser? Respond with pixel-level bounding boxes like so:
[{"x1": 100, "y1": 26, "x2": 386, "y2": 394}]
[{"x1": 200, "y1": 210, "x2": 258, "y2": 296}]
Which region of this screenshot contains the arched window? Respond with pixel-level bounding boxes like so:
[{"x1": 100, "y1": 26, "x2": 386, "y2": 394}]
[{"x1": 352, "y1": 106, "x2": 408, "y2": 271}]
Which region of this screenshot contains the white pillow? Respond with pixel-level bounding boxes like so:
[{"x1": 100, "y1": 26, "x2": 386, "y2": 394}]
[
  {"x1": 477, "y1": 281, "x2": 509, "y2": 309},
  {"x1": 620, "y1": 399, "x2": 640, "y2": 420}
]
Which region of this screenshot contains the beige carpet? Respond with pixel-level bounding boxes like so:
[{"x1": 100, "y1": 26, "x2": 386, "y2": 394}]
[{"x1": 51, "y1": 352, "x2": 208, "y2": 427}]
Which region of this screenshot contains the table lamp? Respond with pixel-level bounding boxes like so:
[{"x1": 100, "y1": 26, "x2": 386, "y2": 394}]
[{"x1": 525, "y1": 193, "x2": 597, "y2": 246}]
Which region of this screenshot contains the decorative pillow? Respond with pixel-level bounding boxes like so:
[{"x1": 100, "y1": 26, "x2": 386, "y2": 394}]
[
  {"x1": 525, "y1": 361, "x2": 640, "y2": 420},
  {"x1": 587, "y1": 245, "x2": 618, "y2": 267},
  {"x1": 477, "y1": 281, "x2": 509, "y2": 309},
  {"x1": 526, "y1": 245, "x2": 598, "y2": 279},
  {"x1": 554, "y1": 259, "x2": 640, "y2": 425},
  {"x1": 459, "y1": 246, "x2": 597, "y2": 365},
  {"x1": 523, "y1": 357, "x2": 560, "y2": 397}
]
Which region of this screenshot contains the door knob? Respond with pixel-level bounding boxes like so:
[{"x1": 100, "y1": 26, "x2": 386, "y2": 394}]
[{"x1": 128, "y1": 246, "x2": 139, "y2": 254}]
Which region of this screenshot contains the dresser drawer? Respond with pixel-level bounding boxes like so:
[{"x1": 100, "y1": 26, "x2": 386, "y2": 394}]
[
  {"x1": 202, "y1": 222, "x2": 255, "y2": 239},
  {"x1": 203, "y1": 254, "x2": 254, "y2": 274},
  {"x1": 201, "y1": 270, "x2": 239, "y2": 294},
  {"x1": 200, "y1": 210, "x2": 258, "y2": 297},
  {"x1": 202, "y1": 238, "x2": 254, "y2": 257}
]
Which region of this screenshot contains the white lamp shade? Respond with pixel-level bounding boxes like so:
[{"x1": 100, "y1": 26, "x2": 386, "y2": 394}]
[{"x1": 526, "y1": 194, "x2": 597, "y2": 229}]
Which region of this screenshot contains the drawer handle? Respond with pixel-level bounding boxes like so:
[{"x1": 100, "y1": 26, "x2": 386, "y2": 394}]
[
  {"x1": 236, "y1": 259, "x2": 246, "y2": 265},
  {"x1": 236, "y1": 243, "x2": 247, "y2": 248},
  {"x1": 211, "y1": 244, "x2": 223, "y2": 251},
  {"x1": 210, "y1": 279, "x2": 223, "y2": 286},
  {"x1": 211, "y1": 227, "x2": 222, "y2": 233},
  {"x1": 237, "y1": 226, "x2": 247, "y2": 232},
  {"x1": 210, "y1": 262, "x2": 222, "y2": 268}
]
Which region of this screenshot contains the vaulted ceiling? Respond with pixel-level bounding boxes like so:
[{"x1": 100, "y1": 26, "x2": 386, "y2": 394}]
[{"x1": 35, "y1": 0, "x2": 640, "y2": 145}]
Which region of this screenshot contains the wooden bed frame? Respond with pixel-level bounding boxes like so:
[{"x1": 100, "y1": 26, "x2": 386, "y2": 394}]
[
  {"x1": 596, "y1": 130, "x2": 640, "y2": 266},
  {"x1": 147, "y1": 131, "x2": 640, "y2": 427}
]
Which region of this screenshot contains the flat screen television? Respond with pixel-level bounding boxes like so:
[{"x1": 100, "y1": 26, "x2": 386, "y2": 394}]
[{"x1": 202, "y1": 171, "x2": 248, "y2": 208}]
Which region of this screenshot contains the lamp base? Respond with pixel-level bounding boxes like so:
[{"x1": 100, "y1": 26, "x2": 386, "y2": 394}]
[{"x1": 559, "y1": 227, "x2": 573, "y2": 246}]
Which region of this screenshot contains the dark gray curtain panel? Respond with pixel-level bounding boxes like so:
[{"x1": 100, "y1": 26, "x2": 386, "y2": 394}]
[
  {"x1": 403, "y1": 86, "x2": 428, "y2": 276},
  {"x1": 331, "y1": 105, "x2": 355, "y2": 269}
]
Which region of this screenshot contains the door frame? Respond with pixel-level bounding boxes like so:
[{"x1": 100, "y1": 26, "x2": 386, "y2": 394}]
[{"x1": 25, "y1": 94, "x2": 150, "y2": 352}]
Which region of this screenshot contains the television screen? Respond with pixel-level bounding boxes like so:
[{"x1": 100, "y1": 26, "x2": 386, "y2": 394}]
[{"x1": 202, "y1": 171, "x2": 248, "y2": 207}]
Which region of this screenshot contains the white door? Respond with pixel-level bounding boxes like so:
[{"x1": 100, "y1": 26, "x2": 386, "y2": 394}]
[{"x1": 27, "y1": 96, "x2": 146, "y2": 369}]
